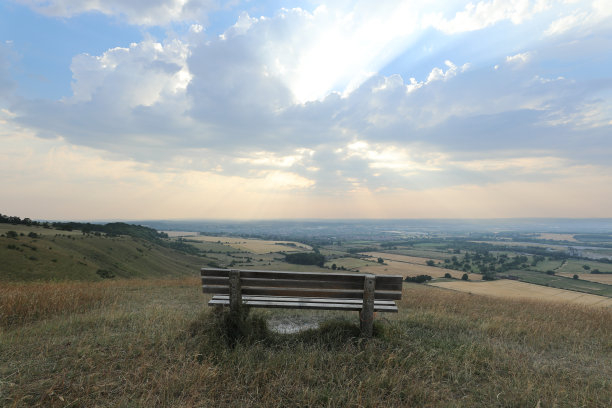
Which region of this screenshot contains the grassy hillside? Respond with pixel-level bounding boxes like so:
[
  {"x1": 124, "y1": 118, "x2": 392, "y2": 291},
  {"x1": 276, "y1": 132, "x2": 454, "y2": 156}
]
[
  {"x1": 0, "y1": 224, "x2": 207, "y2": 281},
  {"x1": 1, "y1": 280, "x2": 610, "y2": 407}
]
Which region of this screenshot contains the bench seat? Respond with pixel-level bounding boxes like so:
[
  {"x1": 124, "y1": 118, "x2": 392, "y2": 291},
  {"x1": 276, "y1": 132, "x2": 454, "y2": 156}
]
[{"x1": 209, "y1": 294, "x2": 399, "y2": 312}]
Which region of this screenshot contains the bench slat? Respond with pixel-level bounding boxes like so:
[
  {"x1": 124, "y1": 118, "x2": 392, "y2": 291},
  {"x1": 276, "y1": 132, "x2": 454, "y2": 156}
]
[
  {"x1": 203, "y1": 285, "x2": 402, "y2": 300},
  {"x1": 201, "y1": 268, "x2": 402, "y2": 287},
  {"x1": 202, "y1": 276, "x2": 401, "y2": 291},
  {"x1": 209, "y1": 296, "x2": 398, "y2": 312},
  {"x1": 212, "y1": 294, "x2": 397, "y2": 306}
]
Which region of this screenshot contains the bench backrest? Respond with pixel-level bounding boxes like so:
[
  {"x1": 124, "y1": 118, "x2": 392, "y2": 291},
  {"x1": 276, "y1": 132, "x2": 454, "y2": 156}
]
[{"x1": 201, "y1": 268, "x2": 403, "y2": 300}]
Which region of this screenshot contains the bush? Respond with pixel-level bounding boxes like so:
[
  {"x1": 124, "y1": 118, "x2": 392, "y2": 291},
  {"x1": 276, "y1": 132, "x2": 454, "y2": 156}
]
[
  {"x1": 285, "y1": 252, "x2": 325, "y2": 267},
  {"x1": 405, "y1": 275, "x2": 432, "y2": 283},
  {"x1": 461, "y1": 273, "x2": 469, "y2": 281},
  {"x1": 444, "y1": 272, "x2": 452, "y2": 279},
  {"x1": 573, "y1": 274, "x2": 579, "y2": 280},
  {"x1": 426, "y1": 260, "x2": 436, "y2": 266},
  {"x1": 546, "y1": 270, "x2": 555, "y2": 275},
  {"x1": 96, "y1": 269, "x2": 115, "y2": 279},
  {"x1": 6, "y1": 230, "x2": 18, "y2": 239}
]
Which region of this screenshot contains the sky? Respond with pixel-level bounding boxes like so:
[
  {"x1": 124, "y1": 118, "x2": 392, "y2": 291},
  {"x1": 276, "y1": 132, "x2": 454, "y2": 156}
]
[{"x1": 1, "y1": 0, "x2": 611, "y2": 220}]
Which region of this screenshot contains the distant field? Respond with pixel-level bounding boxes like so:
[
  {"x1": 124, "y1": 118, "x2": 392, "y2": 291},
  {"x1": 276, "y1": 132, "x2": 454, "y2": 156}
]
[
  {"x1": 323, "y1": 257, "x2": 378, "y2": 271},
  {"x1": 162, "y1": 231, "x2": 199, "y2": 237},
  {"x1": 362, "y1": 252, "x2": 431, "y2": 265},
  {"x1": 360, "y1": 259, "x2": 480, "y2": 280},
  {"x1": 537, "y1": 233, "x2": 577, "y2": 242},
  {"x1": 557, "y1": 259, "x2": 612, "y2": 274},
  {"x1": 558, "y1": 273, "x2": 612, "y2": 285},
  {"x1": 194, "y1": 236, "x2": 311, "y2": 254},
  {"x1": 430, "y1": 280, "x2": 612, "y2": 307},
  {"x1": 383, "y1": 248, "x2": 451, "y2": 260},
  {"x1": 506, "y1": 269, "x2": 612, "y2": 297}
]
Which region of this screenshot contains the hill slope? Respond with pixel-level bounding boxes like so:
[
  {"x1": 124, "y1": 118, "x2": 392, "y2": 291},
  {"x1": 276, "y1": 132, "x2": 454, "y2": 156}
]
[{"x1": 0, "y1": 224, "x2": 206, "y2": 281}]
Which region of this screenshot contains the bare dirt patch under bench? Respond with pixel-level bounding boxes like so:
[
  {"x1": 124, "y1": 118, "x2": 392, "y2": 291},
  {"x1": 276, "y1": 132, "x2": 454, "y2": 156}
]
[{"x1": 430, "y1": 279, "x2": 612, "y2": 307}]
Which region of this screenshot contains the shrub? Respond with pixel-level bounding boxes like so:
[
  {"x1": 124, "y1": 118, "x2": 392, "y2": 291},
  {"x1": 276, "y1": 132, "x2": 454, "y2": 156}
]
[
  {"x1": 405, "y1": 275, "x2": 432, "y2": 283},
  {"x1": 444, "y1": 272, "x2": 452, "y2": 279},
  {"x1": 6, "y1": 230, "x2": 18, "y2": 239},
  {"x1": 96, "y1": 269, "x2": 115, "y2": 279},
  {"x1": 426, "y1": 260, "x2": 436, "y2": 266},
  {"x1": 461, "y1": 273, "x2": 469, "y2": 281},
  {"x1": 546, "y1": 270, "x2": 555, "y2": 275},
  {"x1": 573, "y1": 274, "x2": 579, "y2": 280},
  {"x1": 285, "y1": 252, "x2": 325, "y2": 267}
]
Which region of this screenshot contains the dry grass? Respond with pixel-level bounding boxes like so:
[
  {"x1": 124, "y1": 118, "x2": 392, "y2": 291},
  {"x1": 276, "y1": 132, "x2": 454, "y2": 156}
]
[
  {"x1": 430, "y1": 279, "x2": 612, "y2": 307},
  {"x1": 0, "y1": 278, "x2": 199, "y2": 328},
  {"x1": 0, "y1": 281, "x2": 114, "y2": 328},
  {"x1": 1, "y1": 280, "x2": 611, "y2": 407}
]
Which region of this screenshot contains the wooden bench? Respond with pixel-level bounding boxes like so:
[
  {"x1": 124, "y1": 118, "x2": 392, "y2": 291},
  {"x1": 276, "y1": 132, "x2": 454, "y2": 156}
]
[{"x1": 201, "y1": 268, "x2": 403, "y2": 337}]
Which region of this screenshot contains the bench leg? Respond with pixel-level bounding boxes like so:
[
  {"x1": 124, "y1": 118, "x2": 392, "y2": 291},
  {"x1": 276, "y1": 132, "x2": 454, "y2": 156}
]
[
  {"x1": 229, "y1": 269, "x2": 242, "y2": 314},
  {"x1": 360, "y1": 274, "x2": 376, "y2": 337}
]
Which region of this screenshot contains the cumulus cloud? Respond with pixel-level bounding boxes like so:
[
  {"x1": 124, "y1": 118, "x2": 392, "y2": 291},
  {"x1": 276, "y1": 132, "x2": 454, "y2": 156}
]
[
  {"x1": 14, "y1": 0, "x2": 219, "y2": 25},
  {"x1": 7, "y1": 0, "x2": 612, "y2": 200},
  {"x1": 544, "y1": 0, "x2": 612, "y2": 36},
  {"x1": 423, "y1": 0, "x2": 542, "y2": 34}
]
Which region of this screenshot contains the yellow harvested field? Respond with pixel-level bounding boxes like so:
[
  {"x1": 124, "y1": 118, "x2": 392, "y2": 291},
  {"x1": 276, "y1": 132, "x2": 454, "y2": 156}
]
[
  {"x1": 429, "y1": 280, "x2": 612, "y2": 307},
  {"x1": 558, "y1": 273, "x2": 612, "y2": 285},
  {"x1": 360, "y1": 259, "x2": 480, "y2": 280},
  {"x1": 190, "y1": 236, "x2": 311, "y2": 254},
  {"x1": 537, "y1": 233, "x2": 577, "y2": 242},
  {"x1": 362, "y1": 252, "x2": 431, "y2": 265}
]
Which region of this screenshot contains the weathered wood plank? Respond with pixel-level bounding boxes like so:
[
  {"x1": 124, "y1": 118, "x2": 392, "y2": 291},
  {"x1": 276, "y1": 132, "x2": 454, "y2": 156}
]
[
  {"x1": 203, "y1": 276, "x2": 401, "y2": 291},
  {"x1": 201, "y1": 268, "x2": 403, "y2": 287},
  {"x1": 212, "y1": 294, "x2": 397, "y2": 306},
  {"x1": 208, "y1": 298, "x2": 398, "y2": 312},
  {"x1": 203, "y1": 285, "x2": 401, "y2": 300}
]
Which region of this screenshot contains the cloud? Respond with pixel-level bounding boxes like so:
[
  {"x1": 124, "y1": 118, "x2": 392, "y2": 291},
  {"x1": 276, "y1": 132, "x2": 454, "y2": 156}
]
[
  {"x1": 7, "y1": 0, "x2": 612, "y2": 206},
  {"x1": 14, "y1": 0, "x2": 219, "y2": 25},
  {"x1": 423, "y1": 0, "x2": 542, "y2": 34},
  {"x1": 544, "y1": 0, "x2": 612, "y2": 36}
]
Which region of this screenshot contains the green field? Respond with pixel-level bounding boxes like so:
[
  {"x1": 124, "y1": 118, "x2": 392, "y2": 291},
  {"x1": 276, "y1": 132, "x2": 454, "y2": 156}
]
[{"x1": 506, "y1": 269, "x2": 612, "y2": 297}]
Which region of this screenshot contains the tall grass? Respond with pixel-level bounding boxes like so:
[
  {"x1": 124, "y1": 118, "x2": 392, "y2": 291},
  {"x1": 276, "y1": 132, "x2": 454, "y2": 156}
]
[
  {"x1": 0, "y1": 277, "x2": 198, "y2": 328},
  {"x1": 1, "y1": 282, "x2": 611, "y2": 407}
]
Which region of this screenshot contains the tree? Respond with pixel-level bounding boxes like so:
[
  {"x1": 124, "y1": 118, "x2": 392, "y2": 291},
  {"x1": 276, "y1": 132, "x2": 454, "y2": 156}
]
[
  {"x1": 377, "y1": 257, "x2": 384, "y2": 264},
  {"x1": 573, "y1": 274, "x2": 579, "y2": 280},
  {"x1": 426, "y1": 260, "x2": 435, "y2": 267},
  {"x1": 331, "y1": 263, "x2": 337, "y2": 270},
  {"x1": 444, "y1": 272, "x2": 452, "y2": 279},
  {"x1": 582, "y1": 265, "x2": 590, "y2": 270},
  {"x1": 461, "y1": 273, "x2": 469, "y2": 281}
]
